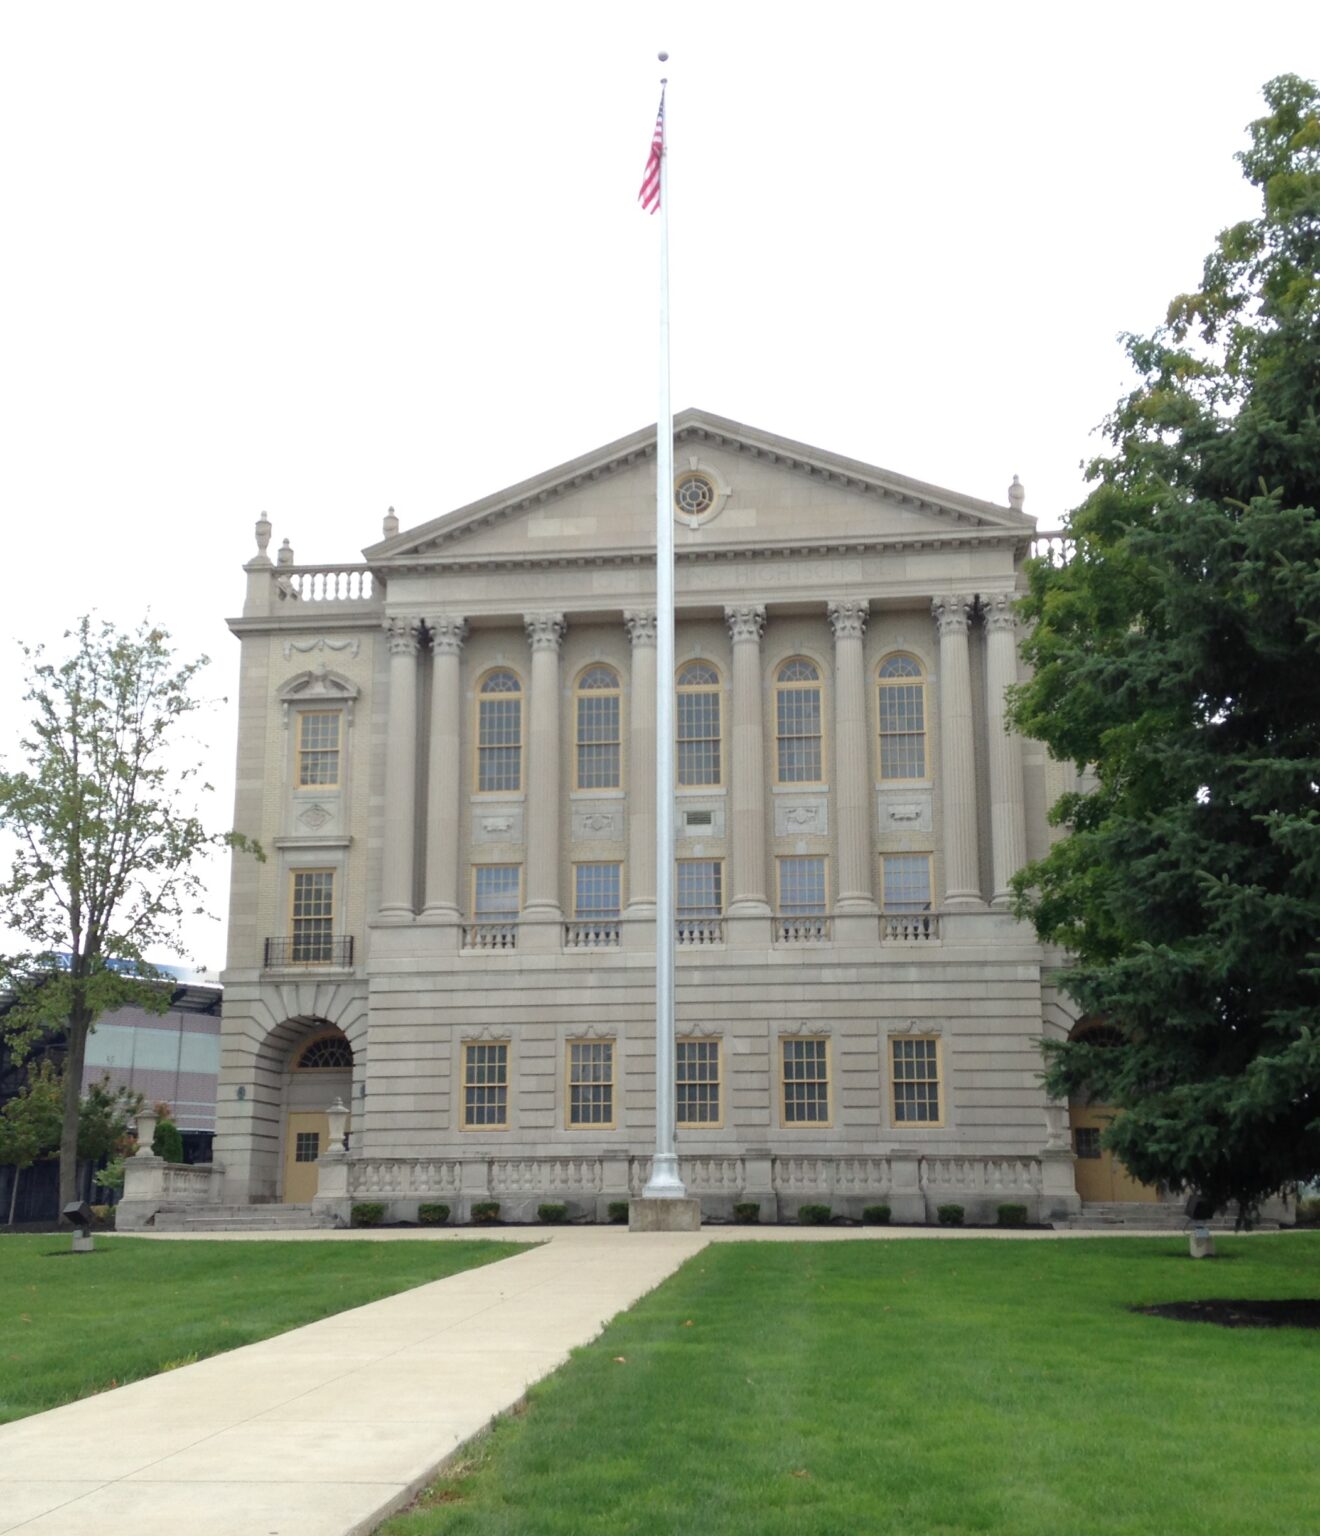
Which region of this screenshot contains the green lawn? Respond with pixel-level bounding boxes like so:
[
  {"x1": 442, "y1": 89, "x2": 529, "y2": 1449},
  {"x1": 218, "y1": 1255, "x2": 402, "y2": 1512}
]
[
  {"x1": 0, "y1": 1234, "x2": 524, "y2": 1423},
  {"x1": 384, "y1": 1234, "x2": 1320, "y2": 1536}
]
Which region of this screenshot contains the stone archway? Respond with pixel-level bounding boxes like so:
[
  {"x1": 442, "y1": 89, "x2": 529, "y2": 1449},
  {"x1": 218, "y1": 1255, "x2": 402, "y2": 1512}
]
[{"x1": 280, "y1": 1026, "x2": 355, "y2": 1203}]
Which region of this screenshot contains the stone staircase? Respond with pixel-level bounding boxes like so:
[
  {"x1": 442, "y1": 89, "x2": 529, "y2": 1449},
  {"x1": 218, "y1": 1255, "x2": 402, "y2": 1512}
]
[
  {"x1": 149, "y1": 1203, "x2": 339, "y2": 1233},
  {"x1": 1065, "y1": 1201, "x2": 1266, "y2": 1231}
]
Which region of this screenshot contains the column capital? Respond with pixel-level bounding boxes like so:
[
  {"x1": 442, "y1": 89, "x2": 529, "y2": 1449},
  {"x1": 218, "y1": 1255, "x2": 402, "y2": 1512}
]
[
  {"x1": 827, "y1": 599, "x2": 869, "y2": 641},
  {"x1": 724, "y1": 603, "x2": 766, "y2": 644},
  {"x1": 384, "y1": 616, "x2": 422, "y2": 656},
  {"x1": 427, "y1": 615, "x2": 469, "y2": 655},
  {"x1": 981, "y1": 591, "x2": 1019, "y2": 633},
  {"x1": 932, "y1": 594, "x2": 973, "y2": 637},
  {"x1": 623, "y1": 609, "x2": 658, "y2": 648},
  {"x1": 524, "y1": 612, "x2": 566, "y2": 653}
]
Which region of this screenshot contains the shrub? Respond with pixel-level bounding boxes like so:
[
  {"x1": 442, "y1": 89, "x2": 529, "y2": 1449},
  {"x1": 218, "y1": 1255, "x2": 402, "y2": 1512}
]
[
  {"x1": 152, "y1": 1117, "x2": 184, "y2": 1165},
  {"x1": 798, "y1": 1203, "x2": 832, "y2": 1225},
  {"x1": 862, "y1": 1204, "x2": 891, "y2": 1225},
  {"x1": 997, "y1": 1203, "x2": 1028, "y2": 1228},
  {"x1": 351, "y1": 1203, "x2": 386, "y2": 1227},
  {"x1": 538, "y1": 1203, "x2": 568, "y2": 1224},
  {"x1": 89, "y1": 1203, "x2": 116, "y2": 1229},
  {"x1": 417, "y1": 1203, "x2": 450, "y2": 1226},
  {"x1": 607, "y1": 1200, "x2": 629, "y2": 1224},
  {"x1": 1296, "y1": 1195, "x2": 1320, "y2": 1227},
  {"x1": 936, "y1": 1203, "x2": 964, "y2": 1226},
  {"x1": 733, "y1": 1201, "x2": 761, "y2": 1225},
  {"x1": 471, "y1": 1201, "x2": 501, "y2": 1224}
]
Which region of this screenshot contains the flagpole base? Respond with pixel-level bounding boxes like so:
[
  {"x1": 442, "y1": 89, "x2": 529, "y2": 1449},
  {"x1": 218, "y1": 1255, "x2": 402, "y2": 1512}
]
[{"x1": 629, "y1": 1196, "x2": 701, "y2": 1233}]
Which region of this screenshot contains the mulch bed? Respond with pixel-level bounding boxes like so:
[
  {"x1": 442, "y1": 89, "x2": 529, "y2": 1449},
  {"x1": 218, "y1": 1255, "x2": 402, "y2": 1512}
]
[{"x1": 1135, "y1": 1298, "x2": 1320, "y2": 1330}]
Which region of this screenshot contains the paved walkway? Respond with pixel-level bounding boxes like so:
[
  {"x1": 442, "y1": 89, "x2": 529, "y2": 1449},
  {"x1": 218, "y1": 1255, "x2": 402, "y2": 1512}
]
[{"x1": 0, "y1": 1222, "x2": 1241, "y2": 1535}]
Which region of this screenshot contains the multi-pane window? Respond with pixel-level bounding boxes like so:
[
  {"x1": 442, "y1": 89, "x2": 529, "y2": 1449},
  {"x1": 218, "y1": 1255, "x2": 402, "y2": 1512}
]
[
  {"x1": 881, "y1": 855, "x2": 933, "y2": 912},
  {"x1": 568, "y1": 1039, "x2": 614, "y2": 1126},
  {"x1": 463, "y1": 1042, "x2": 509, "y2": 1129},
  {"x1": 891, "y1": 1036, "x2": 941, "y2": 1124},
  {"x1": 677, "y1": 1038, "x2": 721, "y2": 1126},
  {"x1": 677, "y1": 860, "x2": 722, "y2": 919},
  {"x1": 677, "y1": 661, "x2": 721, "y2": 786},
  {"x1": 294, "y1": 1131, "x2": 320, "y2": 1162},
  {"x1": 477, "y1": 669, "x2": 522, "y2": 792},
  {"x1": 878, "y1": 654, "x2": 927, "y2": 779},
  {"x1": 782, "y1": 1037, "x2": 830, "y2": 1124},
  {"x1": 1074, "y1": 1127, "x2": 1102, "y2": 1159},
  {"x1": 473, "y1": 865, "x2": 521, "y2": 921},
  {"x1": 297, "y1": 1035, "x2": 353, "y2": 1070},
  {"x1": 778, "y1": 856, "x2": 827, "y2": 916},
  {"x1": 297, "y1": 712, "x2": 341, "y2": 787},
  {"x1": 575, "y1": 665, "x2": 621, "y2": 790},
  {"x1": 775, "y1": 658, "x2": 823, "y2": 783},
  {"x1": 574, "y1": 862, "x2": 621, "y2": 918},
  {"x1": 290, "y1": 870, "x2": 334, "y2": 962}
]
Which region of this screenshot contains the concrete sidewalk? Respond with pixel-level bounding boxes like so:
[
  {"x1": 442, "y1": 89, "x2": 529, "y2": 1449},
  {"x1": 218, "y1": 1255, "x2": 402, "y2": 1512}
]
[{"x1": 0, "y1": 1229, "x2": 704, "y2": 1536}]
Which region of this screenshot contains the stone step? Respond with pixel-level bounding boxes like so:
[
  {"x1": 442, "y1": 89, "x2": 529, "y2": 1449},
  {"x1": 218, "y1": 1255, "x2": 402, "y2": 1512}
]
[{"x1": 150, "y1": 1203, "x2": 328, "y2": 1233}]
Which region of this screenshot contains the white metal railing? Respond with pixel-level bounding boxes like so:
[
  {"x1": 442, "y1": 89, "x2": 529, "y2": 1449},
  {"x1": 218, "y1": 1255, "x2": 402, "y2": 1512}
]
[
  {"x1": 275, "y1": 565, "x2": 376, "y2": 602},
  {"x1": 1029, "y1": 532, "x2": 1073, "y2": 567},
  {"x1": 564, "y1": 920, "x2": 622, "y2": 948},
  {"x1": 462, "y1": 922, "x2": 518, "y2": 951},
  {"x1": 881, "y1": 912, "x2": 941, "y2": 942},
  {"x1": 676, "y1": 917, "x2": 724, "y2": 946},
  {"x1": 774, "y1": 914, "x2": 832, "y2": 944}
]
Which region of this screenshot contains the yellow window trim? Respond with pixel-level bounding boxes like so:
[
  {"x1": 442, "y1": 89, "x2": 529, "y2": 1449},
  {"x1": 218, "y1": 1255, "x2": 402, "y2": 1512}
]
[
  {"x1": 777, "y1": 1033, "x2": 833, "y2": 1130},
  {"x1": 878, "y1": 853, "x2": 934, "y2": 913},
  {"x1": 469, "y1": 863, "x2": 523, "y2": 920},
  {"x1": 573, "y1": 663, "x2": 623, "y2": 792},
  {"x1": 773, "y1": 654, "x2": 828, "y2": 789},
  {"x1": 473, "y1": 666, "x2": 524, "y2": 796},
  {"x1": 564, "y1": 1036, "x2": 617, "y2": 1130},
  {"x1": 775, "y1": 855, "x2": 830, "y2": 914},
  {"x1": 876, "y1": 651, "x2": 929, "y2": 783},
  {"x1": 296, "y1": 710, "x2": 342, "y2": 790},
  {"x1": 460, "y1": 1039, "x2": 510, "y2": 1131},
  {"x1": 288, "y1": 867, "x2": 336, "y2": 927},
  {"x1": 888, "y1": 1033, "x2": 945, "y2": 1129},
  {"x1": 675, "y1": 659, "x2": 724, "y2": 789},
  {"x1": 676, "y1": 1035, "x2": 724, "y2": 1129}
]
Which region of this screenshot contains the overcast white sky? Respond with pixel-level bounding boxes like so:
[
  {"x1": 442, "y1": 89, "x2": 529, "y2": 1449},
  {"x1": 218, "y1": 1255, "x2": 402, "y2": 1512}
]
[{"x1": 1, "y1": 2, "x2": 1315, "y2": 972}]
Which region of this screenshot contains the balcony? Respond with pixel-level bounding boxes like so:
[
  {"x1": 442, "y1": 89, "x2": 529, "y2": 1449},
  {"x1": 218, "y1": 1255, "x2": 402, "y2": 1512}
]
[
  {"x1": 263, "y1": 935, "x2": 355, "y2": 968},
  {"x1": 676, "y1": 917, "x2": 725, "y2": 946},
  {"x1": 564, "y1": 919, "x2": 622, "y2": 949},
  {"x1": 774, "y1": 914, "x2": 832, "y2": 944},
  {"x1": 462, "y1": 922, "x2": 518, "y2": 951},
  {"x1": 881, "y1": 912, "x2": 941, "y2": 942}
]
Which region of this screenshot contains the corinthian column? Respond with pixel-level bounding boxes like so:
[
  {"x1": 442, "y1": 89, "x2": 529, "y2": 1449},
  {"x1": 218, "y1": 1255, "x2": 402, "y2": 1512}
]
[
  {"x1": 828, "y1": 599, "x2": 876, "y2": 914},
  {"x1": 624, "y1": 610, "x2": 657, "y2": 918},
  {"x1": 933, "y1": 594, "x2": 982, "y2": 908},
  {"x1": 523, "y1": 612, "x2": 566, "y2": 930},
  {"x1": 982, "y1": 591, "x2": 1028, "y2": 906},
  {"x1": 724, "y1": 604, "x2": 770, "y2": 916},
  {"x1": 379, "y1": 616, "x2": 422, "y2": 919},
  {"x1": 422, "y1": 615, "x2": 468, "y2": 921}
]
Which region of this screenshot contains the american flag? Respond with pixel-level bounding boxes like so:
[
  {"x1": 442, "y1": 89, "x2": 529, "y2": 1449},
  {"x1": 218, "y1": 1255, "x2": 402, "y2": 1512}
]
[{"x1": 638, "y1": 89, "x2": 665, "y2": 213}]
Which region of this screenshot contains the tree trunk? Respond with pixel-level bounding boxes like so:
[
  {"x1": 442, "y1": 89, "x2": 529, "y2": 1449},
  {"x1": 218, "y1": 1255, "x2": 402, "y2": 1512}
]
[
  {"x1": 58, "y1": 999, "x2": 93, "y2": 1212},
  {"x1": 7, "y1": 1166, "x2": 18, "y2": 1226}
]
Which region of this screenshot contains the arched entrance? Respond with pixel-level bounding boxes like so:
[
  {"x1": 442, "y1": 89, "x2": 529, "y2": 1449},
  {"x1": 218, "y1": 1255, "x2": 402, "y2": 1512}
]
[
  {"x1": 282, "y1": 1028, "x2": 354, "y2": 1203},
  {"x1": 1066, "y1": 1023, "x2": 1157, "y2": 1203}
]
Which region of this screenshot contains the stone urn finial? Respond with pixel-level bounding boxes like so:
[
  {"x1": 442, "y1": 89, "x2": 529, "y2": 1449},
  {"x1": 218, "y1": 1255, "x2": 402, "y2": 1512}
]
[
  {"x1": 383, "y1": 505, "x2": 399, "y2": 537},
  {"x1": 254, "y1": 511, "x2": 272, "y2": 559},
  {"x1": 277, "y1": 537, "x2": 295, "y2": 567},
  {"x1": 134, "y1": 1107, "x2": 159, "y2": 1157},
  {"x1": 1008, "y1": 474, "x2": 1025, "y2": 512},
  {"x1": 326, "y1": 1096, "x2": 350, "y2": 1153}
]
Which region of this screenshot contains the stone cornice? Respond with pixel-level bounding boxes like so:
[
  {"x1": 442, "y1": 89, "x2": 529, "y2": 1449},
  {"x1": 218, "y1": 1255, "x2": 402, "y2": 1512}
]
[{"x1": 364, "y1": 408, "x2": 1035, "y2": 565}]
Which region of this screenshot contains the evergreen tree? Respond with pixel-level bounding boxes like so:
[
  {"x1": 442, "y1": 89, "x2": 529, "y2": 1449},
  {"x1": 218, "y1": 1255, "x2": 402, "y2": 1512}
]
[{"x1": 1011, "y1": 75, "x2": 1320, "y2": 1217}]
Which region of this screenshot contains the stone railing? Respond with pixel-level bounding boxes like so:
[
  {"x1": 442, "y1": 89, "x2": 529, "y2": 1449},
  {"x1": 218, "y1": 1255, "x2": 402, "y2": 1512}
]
[
  {"x1": 773, "y1": 1155, "x2": 892, "y2": 1195},
  {"x1": 1029, "y1": 532, "x2": 1073, "y2": 567},
  {"x1": 462, "y1": 922, "x2": 518, "y2": 951},
  {"x1": 275, "y1": 565, "x2": 376, "y2": 603},
  {"x1": 563, "y1": 920, "x2": 622, "y2": 949},
  {"x1": 774, "y1": 915, "x2": 832, "y2": 944},
  {"x1": 492, "y1": 1157, "x2": 606, "y2": 1194},
  {"x1": 160, "y1": 1163, "x2": 221, "y2": 1201},
  {"x1": 676, "y1": 917, "x2": 725, "y2": 946},
  {"x1": 920, "y1": 1156, "x2": 1043, "y2": 1195},
  {"x1": 881, "y1": 913, "x2": 941, "y2": 943},
  {"x1": 350, "y1": 1158, "x2": 463, "y2": 1196},
  {"x1": 629, "y1": 1156, "x2": 746, "y2": 1196}
]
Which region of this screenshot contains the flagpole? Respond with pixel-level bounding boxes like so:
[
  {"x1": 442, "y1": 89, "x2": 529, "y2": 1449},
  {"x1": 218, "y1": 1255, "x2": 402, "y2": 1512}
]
[{"x1": 642, "y1": 57, "x2": 685, "y2": 1201}]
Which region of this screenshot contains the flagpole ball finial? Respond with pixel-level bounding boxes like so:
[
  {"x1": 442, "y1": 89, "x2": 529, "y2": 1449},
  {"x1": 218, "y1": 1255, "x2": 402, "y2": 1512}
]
[{"x1": 658, "y1": 50, "x2": 668, "y2": 61}]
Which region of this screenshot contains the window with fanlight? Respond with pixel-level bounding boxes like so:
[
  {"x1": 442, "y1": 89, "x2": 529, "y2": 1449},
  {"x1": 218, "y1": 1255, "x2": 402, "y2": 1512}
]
[
  {"x1": 676, "y1": 661, "x2": 721, "y2": 786},
  {"x1": 476, "y1": 669, "x2": 522, "y2": 793},
  {"x1": 877, "y1": 654, "x2": 927, "y2": 780},
  {"x1": 574, "y1": 665, "x2": 621, "y2": 790},
  {"x1": 775, "y1": 658, "x2": 823, "y2": 783}
]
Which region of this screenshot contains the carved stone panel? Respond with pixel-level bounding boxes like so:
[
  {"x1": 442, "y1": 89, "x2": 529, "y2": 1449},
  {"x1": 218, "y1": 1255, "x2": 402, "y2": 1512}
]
[
  {"x1": 774, "y1": 798, "x2": 829, "y2": 838},
  {"x1": 572, "y1": 806, "x2": 624, "y2": 841},
  {"x1": 676, "y1": 803, "x2": 726, "y2": 841},
  {"x1": 876, "y1": 790, "x2": 933, "y2": 834},
  {"x1": 472, "y1": 808, "x2": 525, "y2": 845}
]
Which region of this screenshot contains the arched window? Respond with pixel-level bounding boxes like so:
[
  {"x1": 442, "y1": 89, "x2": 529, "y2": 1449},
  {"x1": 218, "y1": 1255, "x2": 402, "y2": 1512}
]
[
  {"x1": 575, "y1": 665, "x2": 621, "y2": 789},
  {"x1": 676, "y1": 661, "x2": 721, "y2": 786},
  {"x1": 477, "y1": 669, "x2": 522, "y2": 793},
  {"x1": 775, "y1": 658, "x2": 823, "y2": 784},
  {"x1": 877, "y1": 654, "x2": 926, "y2": 779},
  {"x1": 295, "y1": 1033, "x2": 353, "y2": 1070}
]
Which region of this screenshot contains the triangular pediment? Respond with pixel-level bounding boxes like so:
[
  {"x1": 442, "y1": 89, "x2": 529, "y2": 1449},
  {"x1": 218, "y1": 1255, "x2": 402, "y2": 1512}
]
[{"x1": 364, "y1": 410, "x2": 1033, "y2": 568}]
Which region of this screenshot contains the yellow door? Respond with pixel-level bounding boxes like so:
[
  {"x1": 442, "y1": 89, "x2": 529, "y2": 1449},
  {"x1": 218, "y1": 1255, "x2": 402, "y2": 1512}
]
[
  {"x1": 283, "y1": 1112, "x2": 330, "y2": 1204},
  {"x1": 1070, "y1": 1104, "x2": 1158, "y2": 1202}
]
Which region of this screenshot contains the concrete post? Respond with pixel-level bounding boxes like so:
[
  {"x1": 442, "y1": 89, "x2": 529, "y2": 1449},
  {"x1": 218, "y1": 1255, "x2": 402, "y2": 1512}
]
[
  {"x1": 422, "y1": 616, "x2": 468, "y2": 927},
  {"x1": 932, "y1": 594, "x2": 982, "y2": 908},
  {"x1": 724, "y1": 604, "x2": 770, "y2": 918},
  {"x1": 982, "y1": 592, "x2": 1028, "y2": 906},
  {"x1": 624, "y1": 610, "x2": 658, "y2": 919},
  {"x1": 828, "y1": 599, "x2": 877, "y2": 921},
  {"x1": 522, "y1": 612, "x2": 566, "y2": 946},
  {"x1": 379, "y1": 617, "x2": 422, "y2": 919}
]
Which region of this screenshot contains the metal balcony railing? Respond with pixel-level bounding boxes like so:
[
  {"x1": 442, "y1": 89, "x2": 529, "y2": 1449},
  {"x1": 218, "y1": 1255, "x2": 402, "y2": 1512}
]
[{"x1": 263, "y1": 935, "x2": 355, "y2": 968}]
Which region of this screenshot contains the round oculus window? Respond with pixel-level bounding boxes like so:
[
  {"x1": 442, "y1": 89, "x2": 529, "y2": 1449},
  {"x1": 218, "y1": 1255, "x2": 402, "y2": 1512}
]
[{"x1": 674, "y1": 472, "x2": 716, "y2": 518}]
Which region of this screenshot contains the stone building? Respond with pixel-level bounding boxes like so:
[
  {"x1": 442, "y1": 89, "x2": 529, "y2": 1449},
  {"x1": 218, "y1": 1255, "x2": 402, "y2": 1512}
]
[{"x1": 206, "y1": 409, "x2": 1094, "y2": 1225}]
